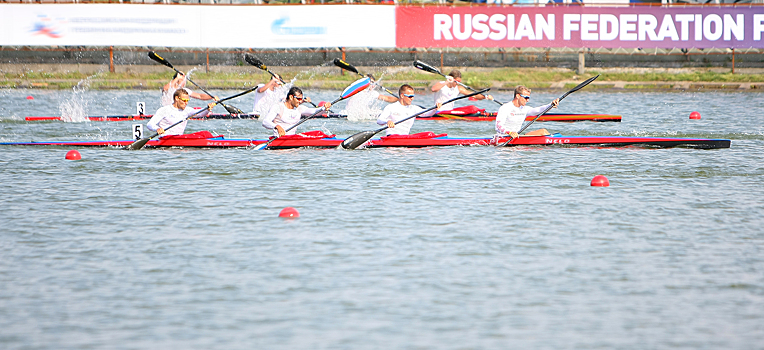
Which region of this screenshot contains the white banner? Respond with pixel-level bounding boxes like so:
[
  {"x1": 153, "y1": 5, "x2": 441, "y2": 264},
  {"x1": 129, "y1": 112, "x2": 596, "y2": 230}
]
[{"x1": 0, "y1": 4, "x2": 396, "y2": 48}]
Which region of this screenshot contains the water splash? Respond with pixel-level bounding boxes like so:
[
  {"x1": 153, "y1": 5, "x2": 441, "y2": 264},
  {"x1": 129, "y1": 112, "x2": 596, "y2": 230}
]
[
  {"x1": 59, "y1": 72, "x2": 102, "y2": 122},
  {"x1": 343, "y1": 85, "x2": 384, "y2": 122}
]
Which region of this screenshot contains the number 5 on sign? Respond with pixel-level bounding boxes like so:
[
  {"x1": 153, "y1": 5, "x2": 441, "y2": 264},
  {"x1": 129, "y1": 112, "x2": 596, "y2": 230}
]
[
  {"x1": 132, "y1": 124, "x2": 143, "y2": 140},
  {"x1": 136, "y1": 102, "x2": 145, "y2": 116}
]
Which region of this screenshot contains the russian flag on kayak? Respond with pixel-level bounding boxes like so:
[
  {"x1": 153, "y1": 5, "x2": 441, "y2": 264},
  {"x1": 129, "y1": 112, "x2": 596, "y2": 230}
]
[{"x1": 340, "y1": 77, "x2": 372, "y2": 100}]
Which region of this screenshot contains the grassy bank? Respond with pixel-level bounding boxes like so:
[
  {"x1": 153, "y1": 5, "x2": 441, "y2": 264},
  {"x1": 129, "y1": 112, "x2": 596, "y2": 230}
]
[{"x1": 3, "y1": 67, "x2": 764, "y2": 90}]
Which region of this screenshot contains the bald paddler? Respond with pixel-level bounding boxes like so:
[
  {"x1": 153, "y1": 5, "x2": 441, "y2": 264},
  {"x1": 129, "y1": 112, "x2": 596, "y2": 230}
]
[
  {"x1": 376, "y1": 84, "x2": 439, "y2": 136},
  {"x1": 148, "y1": 89, "x2": 215, "y2": 136},
  {"x1": 431, "y1": 69, "x2": 493, "y2": 111},
  {"x1": 495, "y1": 85, "x2": 558, "y2": 139},
  {"x1": 160, "y1": 72, "x2": 215, "y2": 107},
  {"x1": 262, "y1": 87, "x2": 331, "y2": 137}
]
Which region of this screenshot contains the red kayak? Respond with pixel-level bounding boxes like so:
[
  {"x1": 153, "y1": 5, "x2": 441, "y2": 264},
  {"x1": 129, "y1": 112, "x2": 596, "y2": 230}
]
[
  {"x1": 24, "y1": 106, "x2": 620, "y2": 123},
  {"x1": 423, "y1": 105, "x2": 621, "y2": 122},
  {"x1": 25, "y1": 112, "x2": 344, "y2": 122},
  {"x1": 0, "y1": 131, "x2": 730, "y2": 149}
]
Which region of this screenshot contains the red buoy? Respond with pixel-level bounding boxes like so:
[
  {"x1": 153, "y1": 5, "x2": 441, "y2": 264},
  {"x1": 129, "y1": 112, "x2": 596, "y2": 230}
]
[
  {"x1": 689, "y1": 111, "x2": 701, "y2": 120},
  {"x1": 65, "y1": 150, "x2": 81, "y2": 160},
  {"x1": 590, "y1": 175, "x2": 610, "y2": 187},
  {"x1": 279, "y1": 207, "x2": 300, "y2": 218},
  {"x1": 468, "y1": 97, "x2": 478, "y2": 101},
  {"x1": 317, "y1": 101, "x2": 327, "y2": 108},
  {"x1": 26, "y1": 96, "x2": 34, "y2": 100}
]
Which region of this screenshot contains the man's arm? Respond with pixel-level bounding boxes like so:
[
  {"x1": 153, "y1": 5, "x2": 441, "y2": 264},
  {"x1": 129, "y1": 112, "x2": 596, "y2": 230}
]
[
  {"x1": 146, "y1": 109, "x2": 166, "y2": 133},
  {"x1": 457, "y1": 85, "x2": 493, "y2": 100},
  {"x1": 189, "y1": 91, "x2": 214, "y2": 101},
  {"x1": 431, "y1": 81, "x2": 447, "y2": 92},
  {"x1": 378, "y1": 95, "x2": 399, "y2": 103}
]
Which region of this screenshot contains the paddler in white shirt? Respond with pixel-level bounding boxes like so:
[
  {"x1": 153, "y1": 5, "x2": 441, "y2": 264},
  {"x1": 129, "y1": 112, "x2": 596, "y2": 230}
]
[
  {"x1": 252, "y1": 73, "x2": 283, "y2": 116},
  {"x1": 495, "y1": 85, "x2": 559, "y2": 138},
  {"x1": 262, "y1": 86, "x2": 330, "y2": 137},
  {"x1": 160, "y1": 72, "x2": 215, "y2": 107},
  {"x1": 147, "y1": 89, "x2": 215, "y2": 136},
  {"x1": 431, "y1": 69, "x2": 493, "y2": 111},
  {"x1": 376, "y1": 84, "x2": 439, "y2": 135}
]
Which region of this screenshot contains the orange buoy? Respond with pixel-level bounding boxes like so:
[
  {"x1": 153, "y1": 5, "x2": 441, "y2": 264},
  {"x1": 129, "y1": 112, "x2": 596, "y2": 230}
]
[
  {"x1": 590, "y1": 175, "x2": 610, "y2": 187},
  {"x1": 279, "y1": 207, "x2": 300, "y2": 218},
  {"x1": 689, "y1": 111, "x2": 701, "y2": 120},
  {"x1": 65, "y1": 150, "x2": 81, "y2": 160},
  {"x1": 26, "y1": 96, "x2": 34, "y2": 100}
]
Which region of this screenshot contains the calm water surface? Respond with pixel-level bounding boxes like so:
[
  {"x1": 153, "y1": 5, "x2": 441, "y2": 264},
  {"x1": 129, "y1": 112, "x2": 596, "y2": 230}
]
[{"x1": 1, "y1": 87, "x2": 763, "y2": 349}]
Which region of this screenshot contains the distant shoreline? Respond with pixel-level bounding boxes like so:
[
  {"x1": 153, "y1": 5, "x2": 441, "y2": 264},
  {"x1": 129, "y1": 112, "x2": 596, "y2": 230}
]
[{"x1": 2, "y1": 64, "x2": 763, "y2": 92}]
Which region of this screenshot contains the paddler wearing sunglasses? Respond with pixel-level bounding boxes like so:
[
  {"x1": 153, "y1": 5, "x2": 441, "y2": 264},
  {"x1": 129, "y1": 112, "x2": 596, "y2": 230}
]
[
  {"x1": 376, "y1": 84, "x2": 439, "y2": 136},
  {"x1": 495, "y1": 85, "x2": 559, "y2": 139},
  {"x1": 431, "y1": 69, "x2": 493, "y2": 111},
  {"x1": 147, "y1": 89, "x2": 215, "y2": 137},
  {"x1": 262, "y1": 86, "x2": 331, "y2": 137}
]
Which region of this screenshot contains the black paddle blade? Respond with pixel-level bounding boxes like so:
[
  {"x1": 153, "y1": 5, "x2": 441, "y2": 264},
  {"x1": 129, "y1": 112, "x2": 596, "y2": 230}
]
[
  {"x1": 244, "y1": 54, "x2": 266, "y2": 70},
  {"x1": 148, "y1": 51, "x2": 174, "y2": 69},
  {"x1": 125, "y1": 137, "x2": 151, "y2": 150},
  {"x1": 333, "y1": 58, "x2": 359, "y2": 75},
  {"x1": 222, "y1": 104, "x2": 244, "y2": 115},
  {"x1": 340, "y1": 130, "x2": 378, "y2": 150},
  {"x1": 413, "y1": 60, "x2": 443, "y2": 75}
]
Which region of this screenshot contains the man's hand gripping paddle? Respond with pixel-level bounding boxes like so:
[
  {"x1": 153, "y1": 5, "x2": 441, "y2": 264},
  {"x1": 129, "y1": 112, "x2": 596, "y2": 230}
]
[
  {"x1": 499, "y1": 75, "x2": 600, "y2": 147},
  {"x1": 245, "y1": 54, "x2": 319, "y2": 108},
  {"x1": 333, "y1": 58, "x2": 398, "y2": 99},
  {"x1": 339, "y1": 88, "x2": 490, "y2": 150},
  {"x1": 125, "y1": 86, "x2": 260, "y2": 150},
  {"x1": 413, "y1": 60, "x2": 502, "y2": 106},
  {"x1": 254, "y1": 77, "x2": 372, "y2": 150},
  {"x1": 148, "y1": 51, "x2": 244, "y2": 114}
]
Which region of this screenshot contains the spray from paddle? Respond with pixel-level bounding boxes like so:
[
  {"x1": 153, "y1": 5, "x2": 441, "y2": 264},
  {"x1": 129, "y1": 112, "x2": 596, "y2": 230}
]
[
  {"x1": 344, "y1": 87, "x2": 383, "y2": 122},
  {"x1": 59, "y1": 72, "x2": 102, "y2": 123}
]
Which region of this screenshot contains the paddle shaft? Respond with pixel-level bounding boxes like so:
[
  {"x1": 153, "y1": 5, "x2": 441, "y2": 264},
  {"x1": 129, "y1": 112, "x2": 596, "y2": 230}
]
[
  {"x1": 333, "y1": 58, "x2": 398, "y2": 98},
  {"x1": 152, "y1": 85, "x2": 257, "y2": 137},
  {"x1": 126, "y1": 85, "x2": 259, "y2": 150},
  {"x1": 343, "y1": 67, "x2": 398, "y2": 98},
  {"x1": 499, "y1": 75, "x2": 600, "y2": 147},
  {"x1": 285, "y1": 96, "x2": 340, "y2": 133},
  {"x1": 388, "y1": 88, "x2": 490, "y2": 129},
  {"x1": 150, "y1": 52, "x2": 242, "y2": 113},
  {"x1": 414, "y1": 60, "x2": 502, "y2": 105},
  {"x1": 246, "y1": 55, "x2": 319, "y2": 108},
  {"x1": 339, "y1": 88, "x2": 490, "y2": 150},
  {"x1": 142, "y1": 106, "x2": 211, "y2": 141},
  {"x1": 265, "y1": 69, "x2": 319, "y2": 108},
  {"x1": 256, "y1": 97, "x2": 338, "y2": 150}
]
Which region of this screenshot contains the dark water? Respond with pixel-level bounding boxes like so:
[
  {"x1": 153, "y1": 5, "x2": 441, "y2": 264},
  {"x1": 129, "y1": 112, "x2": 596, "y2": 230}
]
[{"x1": 1, "y1": 87, "x2": 763, "y2": 349}]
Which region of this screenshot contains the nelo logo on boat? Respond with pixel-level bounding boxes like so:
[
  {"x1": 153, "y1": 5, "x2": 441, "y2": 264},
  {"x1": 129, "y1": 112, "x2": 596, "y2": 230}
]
[{"x1": 546, "y1": 138, "x2": 570, "y2": 144}]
